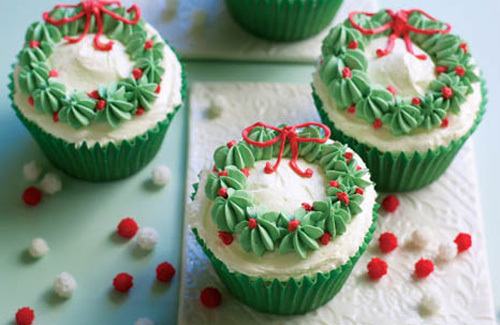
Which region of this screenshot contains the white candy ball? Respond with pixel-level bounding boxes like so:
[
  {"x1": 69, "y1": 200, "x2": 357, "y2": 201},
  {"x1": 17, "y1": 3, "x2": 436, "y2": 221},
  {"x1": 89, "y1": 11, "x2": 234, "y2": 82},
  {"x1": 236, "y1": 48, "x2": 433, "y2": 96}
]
[
  {"x1": 436, "y1": 242, "x2": 457, "y2": 263},
  {"x1": 152, "y1": 165, "x2": 171, "y2": 187},
  {"x1": 23, "y1": 161, "x2": 42, "y2": 181},
  {"x1": 134, "y1": 317, "x2": 155, "y2": 325},
  {"x1": 54, "y1": 272, "x2": 77, "y2": 298},
  {"x1": 410, "y1": 228, "x2": 433, "y2": 250},
  {"x1": 419, "y1": 293, "x2": 441, "y2": 316},
  {"x1": 136, "y1": 227, "x2": 159, "y2": 250},
  {"x1": 40, "y1": 173, "x2": 62, "y2": 195},
  {"x1": 28, "y1": 238, "x2": 49, "y2": 258}
]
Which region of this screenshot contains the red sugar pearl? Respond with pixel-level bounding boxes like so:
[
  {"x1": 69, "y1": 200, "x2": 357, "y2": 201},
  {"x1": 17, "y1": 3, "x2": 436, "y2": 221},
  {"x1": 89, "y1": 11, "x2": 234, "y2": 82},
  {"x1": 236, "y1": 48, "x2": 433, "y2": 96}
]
[
  {"x1": 356, "y1": 166, "x2": 362, "y2": 171},
  {"x1": 414, "y1": 258, "x2": 434, "y2": 278},
  {"x1": 412, "y1": 97, "x2": 421, "y2": 106},
  {"x1": 49, "y1": 69, "x2": 59, "y2": 78},
  {"x1": 441, "y1": 117, "x2": 449, "y2": 128},
  {"x1": 343, "y1": 152, "x2": 353, "y2": 162},
  {"x1": 88, "y1": 90, "x2": 100, "y2": 100},
  {"x1": 117, "y1": 218, "x2": 139, "y2": 238},
  {"x1": 156, "y1": 262, "x2": 176, "y2": 283},
  {"x1": 28, "y1": 96, "x2": 34, "y2": 106},
  {"x1": 144, "y1": 39, "x2": 154, "y2": 50},
  {"x1": 217, "y1": 188, "x2": 228, "y2": 198},
  {"x1": 200, "y1": 287, "x2": 222, "y2": 308},
  {"x1": 367, "y1": 257, "x2": 387, "y2": 280},
  {"x1": 22, "y1": 186, "x2": 42, "y2": 206},
  {"x1": 382, "y1": 195, "x2": 399, "y2": 213},
  {"x1": 455, "y1": 66, "x2": 466, "y2": 77},
  {"x1": 301, "y1": 203, "x2": 313, "y2": 211},
  {"x1": 442, "y1": 86, "x2": 453, "y2": 99},
  {"x1": 155, "y1": 84, "x2": 161, "y2": 94},
  {"x1": 218, "y1": 231, "x2": 233, "y2": 245},
  {"x1": 241, "y1": 168, "x2": 249, "y2": 177},
  {"x1": 342, "y1": 67, "x2": 352, "y2": 79},
  {"x1": 454, "y1": 233, "x2": 472, "y2": 253},
  {"x1": 386, "y1": 86, "x2": 396, "y2": 96},
  {"x1": 435, "y1": 66, "x2": 448, "y2": 74},
  {"x1": 379, "y1": 232, "x2": 398, "y2": 253},
  {"x1": 132, "y1": 68, "x2": 143, "y2": 80},
  {"x1": 15, "y1": 307, "x2": 35, "y2": 325},
  {"x1": 319, "y1": 232, "x2": 332, "y2": 245},
  {"x1": 329, "y1": 180, "x2": 339, "y2": 188},
  {"x1": 348, "y1": 40, "x2": 358, "y2": 49},
  {"x1": 248, "y1": 218, "x2": 258, "y2": 229},
  {"x1": 336, "y1": 192, "x2": 349, "y2": 205},
  {"x1": 288, "y1": 220, "x2": 300, "y2": 232},
  {"x1": 373, "y1": 119, "x2": 383, "y2": 129},
  {"x1": 460, "y1": 43, "x2": 468, "y2": 53},
  {"x1": 355, "y1": 187, "x2": 364, "y2": 195},
  {"x1": 227, "y1": 140, "x2": 237, "y2": 148},
  {"x1": 53, "y1": 111, "x2": 60, "y2": 122},
  {"x1": 217, "y1": 170, "x2": 228, "y2": 177},
  {"x1": 95, "y1": 100, "x2": 106, "y2": 111},
  {"x1": 29, "y1": 41, "x2": 40, "y2": 49},
  {"x1": 113, "y1": 273, "x2": 134, "y2": 292},
  {"x1": 136, "y1": 107, "x2": 145, "y2": 116},
  {"x1": 347, "y1": 105, "x2": 356, "y2": 114}
]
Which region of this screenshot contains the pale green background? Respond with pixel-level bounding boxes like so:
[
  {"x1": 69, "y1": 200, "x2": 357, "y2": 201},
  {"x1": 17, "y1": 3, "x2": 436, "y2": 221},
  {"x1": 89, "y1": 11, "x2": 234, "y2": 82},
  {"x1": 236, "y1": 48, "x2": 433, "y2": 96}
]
[{"x1": 0, "y1": 0, "x2": 499, "y2": 324}]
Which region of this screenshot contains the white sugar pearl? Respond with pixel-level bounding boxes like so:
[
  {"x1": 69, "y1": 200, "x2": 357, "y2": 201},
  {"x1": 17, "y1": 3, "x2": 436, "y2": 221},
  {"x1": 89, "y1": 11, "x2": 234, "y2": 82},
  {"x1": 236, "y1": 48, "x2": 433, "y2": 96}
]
[
  {"x1": 23, "y1": 161, "x2": 42, "y2": 181},
  {"x1": 136, "y1": 227, "x2": 159, "y2": 250},
  {"x1": 28, "y1": 238, "x2": 49, "y2": 258},
  {"x1": 419, "y1": 293, "x2": 441, "y2": 316},
  {"x1": 436, "y1": 242, "x2": 457, "y2": 263},
  {"x1": 152, "y1": 165, "x2": 171, "y2": 187},
  {"x1": 410, "y1": 228, "x2": 433, "y2": 250},
  {"x1": 54, "y1": 272, "x2": 77, "y2": 298},
  {"x1": 40, "y1": 173, "x2": 62, "y2": 195},
  {"x1": 135, "y1": 317, "x2": 155, "y2": 325}
]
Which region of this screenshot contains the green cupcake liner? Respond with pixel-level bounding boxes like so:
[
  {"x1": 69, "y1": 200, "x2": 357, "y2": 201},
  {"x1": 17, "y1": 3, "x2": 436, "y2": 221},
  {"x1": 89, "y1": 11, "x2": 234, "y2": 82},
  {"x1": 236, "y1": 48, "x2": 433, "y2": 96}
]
[
  {"x1": 224, "y1": 0, "x2": 344, "y2": 42},
  {"x1": 8, "y1": 46, "x2": 186, "y2": 182},
  {"x1": 192, "y1": 206, "x2": 379, "y2": 315},
  {"x1": 312, "y1": 79, "x2": 487, "y2": 192}
]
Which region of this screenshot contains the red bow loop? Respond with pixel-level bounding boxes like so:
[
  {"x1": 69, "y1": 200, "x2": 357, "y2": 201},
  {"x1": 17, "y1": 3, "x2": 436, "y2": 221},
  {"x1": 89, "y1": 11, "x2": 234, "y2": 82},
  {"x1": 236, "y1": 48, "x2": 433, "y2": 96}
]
[{"x1": 242, "y1": 122, "x2": 331, "y2": 178}]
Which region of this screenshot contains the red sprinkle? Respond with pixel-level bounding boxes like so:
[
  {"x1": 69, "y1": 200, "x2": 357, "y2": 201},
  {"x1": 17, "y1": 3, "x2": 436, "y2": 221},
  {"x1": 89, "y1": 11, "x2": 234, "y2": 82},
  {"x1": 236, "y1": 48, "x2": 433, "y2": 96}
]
[
  {"x1": 117, "y1": 218, "x2": 139, "y2": 238},
  {"x1": 217, "y1": 170, "x2": 228, "y2": 177},
  {"x1": 454, "y1": 233, "x2": 472, "y2": 253},
  {"x1": 218, "y1": 231, "x2": 233, "y2": 245},
  {"x1": 227, "y1": 140, "x2": 237, "y2": 148},
  {"x1": 411, "y1": 97, "x2": 421, "y2": 106},
  {"x1": 49, "y1": 69, "x2": 59, "y2": 78},
  {"x1": 441, "y1": 117, "x2": 449, "y2": 128},
  {"x1": 329, "y1": 180, "x2": 339, "y2": 188},
  {"x1": 379, "y1": 232, "x2": 398, "y2": 253},
  {"x1": 355, "y1": 187, "x2": 364, "y2": 195},
  {"x1": 53, "y1": 111, "x2": 60, "y2": 122},
  {"x1": 241, "y1": 168, "x2": 249, "y2": 177},
  {"x1": 442, "y1": 86, "x2": 453, "y2": 99},
  {"x1": 343, "y1": 152, "x2": 353, "y2": 163},
  {"x1": 373, "y1": 119, "x2": 383, "y2": 129},
  {"x1": 367, "y1": 257, "x2": 388, "y2": 280},
  {"x1": 28, "y1": 96, "x2": 34, "y2": 106},
  {"x1": 132, "y1": 68, "x2": 143, "y2": 80},
  {"x1": 386, "y1": 86, "x2": 396, "y2": 96},
  {"x1": 336, "y1": 192, "x2": 349, "y2": 206},
  {"x1": 248, "y1": 218, "x2": 258, "y2": 229},
  {"x1": 88, "y1": 90, "x2": 100, "y2": 100},
  {"x1": 15, "y1": 307, "x2": 35, "y2": 325},
  {"x1": 113, "y1": 273, "x2": 134, "y2": 292},
  {"x1": 288, "y1": 220, "x2": 300, "y2": 232},
  {"x1": 136, "y1": 107, "x2": 145, "y2": 116},
  {"x1": 29, "y1": 41, "x2": 40, "y2": 49},
  {"x1": 382, "y1": 195, "x2": 399, "y2": 213},
  {"x1": 301, "y1": 203, "x2": 313, "y2": 211},
  {"x1": 200, "y1": 287, "x2": 222, "y2": 308},
  {"x1": 22, "y1": 187, "x2": 42, "y2": 206},
  {"x1": 414, "y1": 258, "x2": 434, "y2": 278},
  {"x1": 460, "y1": 43, "x2": 468, "y2": 53},
  {"x1": 342, "y1": 67, "x2": 352, "y2": 79},
  {"x1": 156, "y1": 262, "x2": 176, "y2": 283},
  {"x1": 217, "y1": 188, "x2": 228, "y2": 198},
  {"x1": 455, "y1": 66, "x2": 466, "y2": 77},
  {"x1": 348, "y1": 40, "x2": 358, "y2": 49},
  {"x1": 95, "y1": 100, "x2": 106, "y2": 111},
  {"x1": 144, "y1": 39, "x2": 154, "y2": 50},
  {"x1": 155, "y1": 84, "x2": 161, "y2": 94},
  {"x1": 435, "y1": 66, "x2": 448, "y2": 74},
  {"x1": 319, "y1": 232, "x2": 332, "y2": 245},
  {"x1": 347, "y1": 105, "x2": 356, "y2": 114}
]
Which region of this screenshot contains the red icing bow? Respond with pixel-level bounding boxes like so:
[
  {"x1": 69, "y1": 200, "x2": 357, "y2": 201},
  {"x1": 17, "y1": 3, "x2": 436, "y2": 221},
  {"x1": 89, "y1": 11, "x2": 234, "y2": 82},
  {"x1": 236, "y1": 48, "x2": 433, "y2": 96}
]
[
  {"x1": 242, "y1": 122, "x2": 331, "y2": 178},
  {"x1": 349, "y1": 9, "x2": 451, "y2": 60},
  {"x1": 43, "y1": 1, "x2": 141, "y2": 51}
]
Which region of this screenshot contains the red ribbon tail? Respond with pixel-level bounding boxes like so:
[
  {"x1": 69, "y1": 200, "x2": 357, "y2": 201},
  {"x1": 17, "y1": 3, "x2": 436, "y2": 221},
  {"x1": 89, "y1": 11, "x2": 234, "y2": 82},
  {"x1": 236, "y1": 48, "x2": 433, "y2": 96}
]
[
  {"x1": 403, "y1": 33, "x2": 427, "y2": 60},
  {"x1": 264, "y1": 137, "x2": 286, "y2": 174},
  {"x1": 64, "y1": 13, "x2": 91, "y2": 44},
  {"x1": 93, "y1": 10, "x2": 114, "y2": 51}
]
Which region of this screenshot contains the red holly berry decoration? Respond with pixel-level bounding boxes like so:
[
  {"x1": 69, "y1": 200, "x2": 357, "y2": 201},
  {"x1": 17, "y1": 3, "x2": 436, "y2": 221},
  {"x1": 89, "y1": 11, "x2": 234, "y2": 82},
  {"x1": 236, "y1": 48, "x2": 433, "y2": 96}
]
[
  {"x1": 49, "y1": 69, "x2": 59, "y2": 78},
  {"x1": 382, "y1": 195, "x2": 399, "y2": 213},
  {"x1": 200, "y1": 287, "x2": 222, "y2": 308},
  {"x1": 88, "y1": 90, "x2": 100, "y2": 99},
  {"x1": 218, "y1": 231, "x2": 233, "y2": 245},
  {"x1": 301, "y1": 203, "x2": 313, "y2": 211},
  {"x1": 319, "y1": 232, "x2": 332, "y2": 245},
  {"x1": 248, "y1": 218, "x2": 257, "y2": 229},
  {"x1": 28, "y1": 96, "x2": 34, "y2": 106},
  {"x1": 29, "y1": 40, "x2": 40, "y2": 49},
  {"x1": 435, "y1": 66, "x2": 448, "y2": 74},
  {"x1": 53, "y1": 111, "x2": 60, "y2": 122},
  {"x1": 379, "y1": 232, "x2": 398, "y2": 253},
  {"x1": 342, "y1": 67, "x2": 352, "y2": 79},
  {"x1": 442, "y1": 86, "x2": 453, "y2": 99},
  {"x1": 336, "y1": 192, "x2": 349, "y2": 205},
  {"x1": 441, "y1": 117, "x2": 449, "y2": 128},
  {"x1": 132, "y1": 68, "x2": 143, "y2": 80},
  {"x1": 373, "y1": 119, "x2": 383, "y2": 129},
  {"x1": 217, "y1": 170, "x2": 228, "y2": 177},
  {"x1": 355, "y1": 187, "x2": 364, "y2": 195},
  {"x1": 144, "y1": 39, "x2": 154, "y2": 50},
  {"x1": 343, "y1": 152, "x2": 353, "y2": 162},
  {"x1": 386, "y1": 85, "x2": 396, "y2": 96},
  {"x1": 288, "y1": 220, "x2": 300, "y2": 232},
  {"x1": 95, "y1": 100, "x2": 106, "y2": 111},
  {"x1": 217, "y1": 188, "x2": 228, "y2": 198},
  {"x1": 15, "y1": 307, "x2": 35, "y2": 325},
  {"x1": 22, "y1": 186, "x2": 42, "y2": 206},
  {"x1": 227, "y1": 140, "x2": 237, "y2": 148},
  {"x1": 155, "y1": 84, "x2": 161, "y2": 94},
  {"x1": 460, "y1": 43, "x2": 468, "y2": 53},
  {"x1": 455, "y1": 66, "x2": 466, "y2": 77},
  {"x1": 117, "y1": 218, "x2": 139, "y2": 238},
  {"x1": 329, "y1": 180, "x2": 339, "y2": 188},
  {"x1": 454, "y1": 233, "x2": 472, "y2": 253},
  {"x1": 367, "y1": 257, "x2": 387, "y2": 280},
  {"x1": 241, "y1": 168, "x2": 249, "y2": 177},
  {"x1": 414, "y1": 258, "x2": 434, "y2": 278},
  {"x1": 347, "y1": 105, "x2": 356, "y2": 114},
  {"x1": 348, "y1": 40, "x2": 358, "y2": 49},
  {"x1": 113, "y1": 273, "x2": 134, "y2": 292},
  {"x1": 136, "y1": 107, "x2": 145, "y2": 116},
  {"x1": 411, "y1": 97, "x2": 421, "y2": 106},
  {"x1": 156, "y1": 262, "x2": 176, "y2": 283}
]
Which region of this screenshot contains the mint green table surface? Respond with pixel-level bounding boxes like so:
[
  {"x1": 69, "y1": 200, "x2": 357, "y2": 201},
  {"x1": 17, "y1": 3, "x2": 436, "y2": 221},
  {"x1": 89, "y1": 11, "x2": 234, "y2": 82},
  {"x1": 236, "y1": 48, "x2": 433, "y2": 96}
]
[{"x1": 0, "y1": 1, "x2": 499, "y2": 324}]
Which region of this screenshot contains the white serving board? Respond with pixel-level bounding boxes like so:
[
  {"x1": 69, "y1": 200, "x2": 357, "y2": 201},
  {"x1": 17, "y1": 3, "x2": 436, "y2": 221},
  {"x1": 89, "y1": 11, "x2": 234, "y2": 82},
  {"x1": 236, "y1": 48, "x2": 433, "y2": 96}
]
[
  {"x1": 179, "y1": 82, "x2": 496, "y2": 324},
  {"x1": 125, "y1": 0, "x2": 378, "y2": 63}
]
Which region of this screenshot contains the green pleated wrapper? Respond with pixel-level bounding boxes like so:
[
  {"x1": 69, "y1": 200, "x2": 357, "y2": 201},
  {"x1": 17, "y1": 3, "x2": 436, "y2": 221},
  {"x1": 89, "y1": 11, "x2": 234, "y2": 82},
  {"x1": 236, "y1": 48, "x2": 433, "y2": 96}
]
[
  {"x1": 8, "y1": 48, "x2": 186, "y2": 182},
  {"x1": 312, "y1": 79, "x2": 487, "y2": 192},
  {"x1": 224, "y1": 0, "x2": 344, "y2": 42},
  {"x1": 191, "y1": 207, "x2": 378, "y2": 315}
]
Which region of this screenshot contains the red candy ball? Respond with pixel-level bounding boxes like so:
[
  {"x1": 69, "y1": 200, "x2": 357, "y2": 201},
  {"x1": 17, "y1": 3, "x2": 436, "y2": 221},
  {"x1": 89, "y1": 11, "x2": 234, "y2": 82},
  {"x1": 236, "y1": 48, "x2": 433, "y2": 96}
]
[
  {"x1": 373, "y1": 119, "x2": 383, "y2": 129},
  {"x1": 15, "y1": 307, "x2": 34, "y2": 325},
  {"x1": 132, "y1": 68, "x2": 143, "y2": 80},
  {"x1": 156, "y1": 262, "x2": 176, "y2": 283},
  {"x1": 367, "y1": 257, "x2": 387, "y2": 280},
  {"x1": 301, "y1": 203, "x2": 313, "y2": 211},
  {"x1": 22, "y1": 187, "x2": 42, "y2": 206},
  {"x1": 288, "y1": 220, "x2": 300, "y2": 232},
  {"x1": 200, "y1": 287, "x2": 222, "y2": 308},
  {"x1": 414, "y1": 258, "x2": 434, "y2": 278},
  {"x1": 218, "y1": 231, "x2": 233, "y2": 245},
  {"x1": 319, "y1": 232, "x2": 332, "y2": 245},
  {"x1": 117, "y1": 218, "x2": 139, "y2": 238},
  {"x1": 217, "y1": 188, "x2": 228, "y2": 198},
  {"x1": 454, "y1": 233, "x2": 472, "y2": 253},
  {"x1": 379, "y1": 232, "x2": 398, "y2": 253},
  {"x1": 382, "y1": 195, "x2": 399, "y2": 213},
  {"x1": 113, "y1": 273, "x2": 134, "y2": 292}
]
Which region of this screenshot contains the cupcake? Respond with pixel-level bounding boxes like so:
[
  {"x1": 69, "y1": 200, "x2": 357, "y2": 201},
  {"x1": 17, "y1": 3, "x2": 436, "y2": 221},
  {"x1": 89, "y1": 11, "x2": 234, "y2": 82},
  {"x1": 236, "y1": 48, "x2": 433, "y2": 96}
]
[
  {"x1": 188, "y1": 122, "x2": 378, "y2": 314},
  {"x1": 224, "y1": 0, "x2": 344, "y2": 42},
  {"x1": 312, "y1": 9, "x2": 485, "y2": 191},
  {"x1": 9, "y1": 1, "x2": 185, "y2": 181}
]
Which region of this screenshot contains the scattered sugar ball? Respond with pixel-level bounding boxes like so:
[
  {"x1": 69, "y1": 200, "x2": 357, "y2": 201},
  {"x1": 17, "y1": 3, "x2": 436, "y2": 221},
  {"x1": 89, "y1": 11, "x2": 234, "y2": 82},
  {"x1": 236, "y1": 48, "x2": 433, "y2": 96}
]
[
  {"x1": 28, "y1": 238, "x2": 49, "y2": 258},
  {"x1": 113, "y1": 273, "x2": 134, "y2": 292},
  {"x1": 206, "y1": 95, "x2": 227, "y2": 119},
  {"x1": 40, "y1": 173, "x2": 62, "y2": 195},
  {"x1": 436, "y1": 242, "x2": 457, "y2": 263},
  {"x1": 378, "y1": 232, "x2": 398, "y2": 253},
  {"x1": 22, "y1": 186, "x2": 42, "y2": 206},
  {"x1": 152, "y1": 165, "x2": 171, "y2": 186},
  {"x1": 23, "y1": 161, "x2": 42, "y2": 181},
  {"x1": 410, "y1": 228, "x2": 433, "y2": 250},
  {"x1": 367, "y1": 257, "x2": 388, "y2": 280},
  {"x1": 117, "y1": 218, "x2": 139, "y2": 238},
  {"x1": 15, "y1": 307, "x2": 35, "y2": 325},
  {"x1": 419, "y1": 293, "x2": 442, "y2": 316},
  {"x1": 156, "y1": 262, "x2": 176, "y2": 283},
  {"x1": 53, "y1": 272, "x2": 77, "y2": 298},
  {"x1": 136, "y1": 227, "x2": 159, "y2": 250},
  {"x1": 454, "y1": 232, "x2": 472, "y2": 253},
  {"x1": 414, "y1": 258, "x2": 434, "y2": 279},
  {"x1": 200, "y1": 287, "x2": 222, "y2": 308},
  {"x1": 381, "y1": 195, "x2": 399, "y2": 213},
  {"x1": 135, "y1": 318, "x2": 154, "y2": 325}
]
